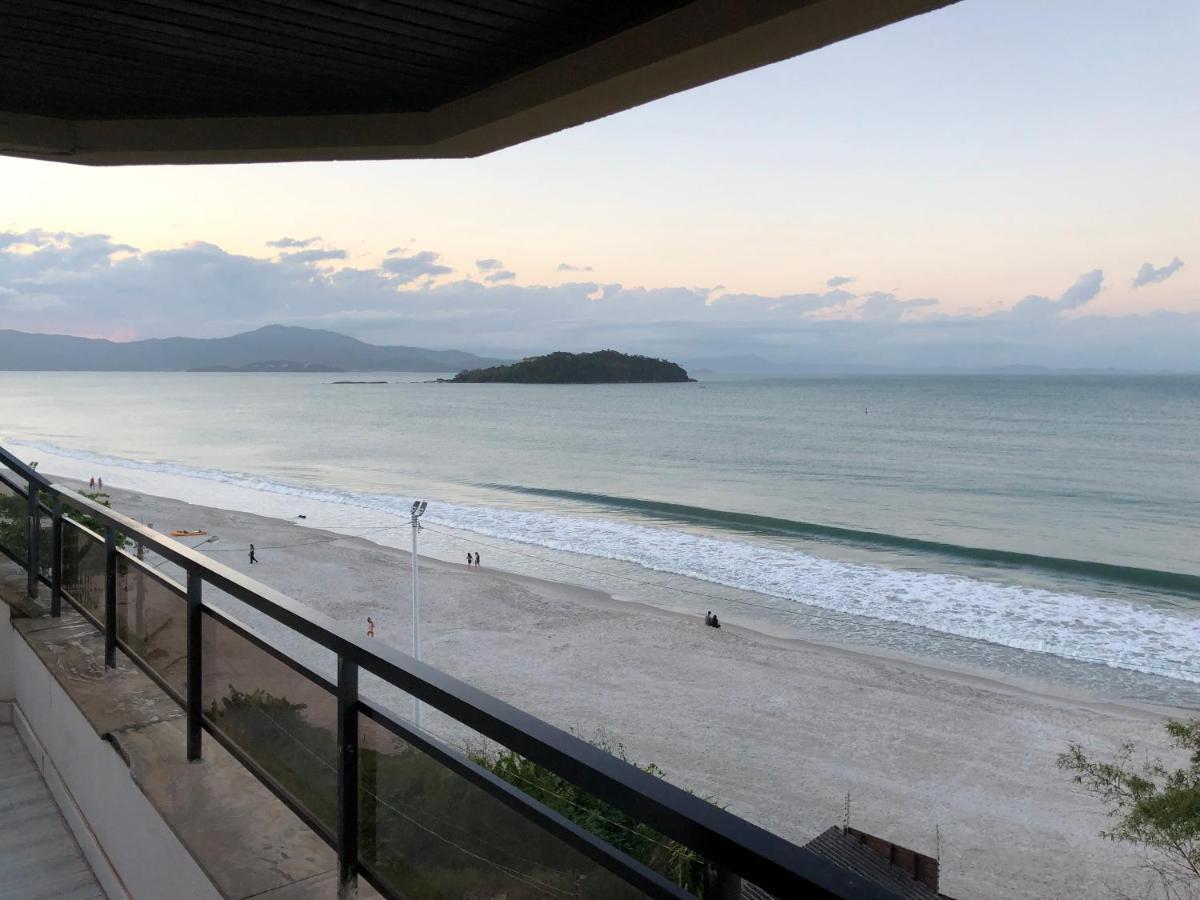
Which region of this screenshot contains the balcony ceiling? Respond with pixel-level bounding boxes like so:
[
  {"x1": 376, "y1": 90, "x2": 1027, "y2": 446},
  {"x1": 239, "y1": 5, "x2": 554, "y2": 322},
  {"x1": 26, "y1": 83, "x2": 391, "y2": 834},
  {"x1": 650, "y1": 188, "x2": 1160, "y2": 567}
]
[{"x1": 0, "y1": 0, "x2": 956, "y2": 165}]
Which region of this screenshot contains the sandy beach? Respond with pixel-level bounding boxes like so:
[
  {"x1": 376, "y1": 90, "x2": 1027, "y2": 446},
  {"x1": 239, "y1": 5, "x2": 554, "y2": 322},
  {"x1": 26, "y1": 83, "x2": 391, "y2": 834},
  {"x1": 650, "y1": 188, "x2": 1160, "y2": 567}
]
[{"x1": 78, "y1": 480, "x2": 1189, "y2": 900}]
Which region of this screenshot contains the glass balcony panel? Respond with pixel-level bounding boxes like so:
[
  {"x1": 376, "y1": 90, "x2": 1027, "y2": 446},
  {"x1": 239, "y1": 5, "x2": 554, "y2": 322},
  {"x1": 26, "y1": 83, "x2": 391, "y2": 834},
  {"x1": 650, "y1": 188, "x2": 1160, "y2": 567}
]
[
  {"x1": 358, "y1": 712, "x2": 660, "y2": 900},
  {"x1": 117, "y1": 557, "x2": 188, "y2": 698},
  {"x1": 61, "y1": 520, "x2": 105, "y2": 623},
  {"x1": 201, "y1": 610, "x2": 338, "y2": 838},
  {"x1": 0, "y1": 469, "x2": 28, "y2": 565}
]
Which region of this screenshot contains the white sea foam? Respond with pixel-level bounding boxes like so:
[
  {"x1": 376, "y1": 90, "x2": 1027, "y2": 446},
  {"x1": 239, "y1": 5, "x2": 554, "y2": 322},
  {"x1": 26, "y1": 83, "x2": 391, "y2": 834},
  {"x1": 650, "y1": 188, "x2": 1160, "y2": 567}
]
[{"x1": 10, "y1": 439, "x2": 1200, "y2": 684}]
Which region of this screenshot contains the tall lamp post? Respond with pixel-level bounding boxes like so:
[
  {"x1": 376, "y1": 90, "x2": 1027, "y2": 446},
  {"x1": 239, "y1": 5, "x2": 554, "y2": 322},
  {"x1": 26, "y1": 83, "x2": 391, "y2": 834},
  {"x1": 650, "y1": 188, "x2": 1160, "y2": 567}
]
[{"x1": 410, "y1": 499, "x2": 427, "y2": 728}]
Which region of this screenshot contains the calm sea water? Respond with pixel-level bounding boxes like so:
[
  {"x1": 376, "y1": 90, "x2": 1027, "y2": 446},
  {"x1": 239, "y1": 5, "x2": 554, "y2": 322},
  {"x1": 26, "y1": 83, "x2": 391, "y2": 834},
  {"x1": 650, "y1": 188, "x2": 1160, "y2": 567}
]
[{"x1": 2, "y1": 372, "x2": 1198, "y2": 703}]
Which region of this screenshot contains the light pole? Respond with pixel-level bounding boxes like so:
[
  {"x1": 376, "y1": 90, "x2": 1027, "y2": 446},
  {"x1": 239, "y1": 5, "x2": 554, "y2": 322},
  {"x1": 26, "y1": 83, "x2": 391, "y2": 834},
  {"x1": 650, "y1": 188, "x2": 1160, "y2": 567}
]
[{"x1": 410, "y1": 499, "x2": 427, "y2": 728}]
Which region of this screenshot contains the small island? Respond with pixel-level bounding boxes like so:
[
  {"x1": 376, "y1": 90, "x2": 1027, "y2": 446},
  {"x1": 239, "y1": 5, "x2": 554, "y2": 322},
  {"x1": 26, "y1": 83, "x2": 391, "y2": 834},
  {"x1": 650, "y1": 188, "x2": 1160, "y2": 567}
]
[{"x1": 448, "y1": 350, "x2": 695, "y2": 384}]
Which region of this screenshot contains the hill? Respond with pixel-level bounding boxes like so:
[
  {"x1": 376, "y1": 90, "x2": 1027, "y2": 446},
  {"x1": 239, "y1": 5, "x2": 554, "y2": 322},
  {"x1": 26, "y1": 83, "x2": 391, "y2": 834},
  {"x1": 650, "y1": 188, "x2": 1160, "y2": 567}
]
[
  {"x1": 451, "y1": 350, "x2": 695, "y2": 384},
  {"x1": 0, "y1": 325, "x2": 506, "y2": 372}
]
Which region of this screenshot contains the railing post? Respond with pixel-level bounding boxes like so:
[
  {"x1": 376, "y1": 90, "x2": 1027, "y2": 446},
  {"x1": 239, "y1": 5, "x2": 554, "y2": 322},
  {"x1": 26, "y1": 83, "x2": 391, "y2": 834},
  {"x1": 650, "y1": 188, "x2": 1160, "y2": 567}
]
[
  {"x1": 50, "y1": 497, "x2": 62, "y2": 617},
  {"x1": 104, "y1": 526, "x2": 117, "y2": 669},
  {"x1": 186, "y1": 569, "x2": 203, "y2": 762},
  {"x1": 26, "y1": 483, "x2": 39, "y2": 600},
  {"x1": 336, "y1": 656, "x2": 359, "y2": 900}
]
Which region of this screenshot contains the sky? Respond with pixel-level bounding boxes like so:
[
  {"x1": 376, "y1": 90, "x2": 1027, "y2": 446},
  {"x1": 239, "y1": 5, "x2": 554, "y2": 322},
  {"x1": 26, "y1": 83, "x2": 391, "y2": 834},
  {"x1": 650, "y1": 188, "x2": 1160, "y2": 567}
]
[{"x1": 1, "y1": 0, "x2": 1197, "y2": 369}]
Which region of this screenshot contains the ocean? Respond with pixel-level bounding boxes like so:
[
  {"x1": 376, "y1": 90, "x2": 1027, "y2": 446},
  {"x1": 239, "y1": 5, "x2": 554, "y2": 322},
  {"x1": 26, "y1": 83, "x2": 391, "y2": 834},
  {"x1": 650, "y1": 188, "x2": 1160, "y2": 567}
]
[{"x1": 2, "y1": 371, "x2": 1198, "y2": 705}]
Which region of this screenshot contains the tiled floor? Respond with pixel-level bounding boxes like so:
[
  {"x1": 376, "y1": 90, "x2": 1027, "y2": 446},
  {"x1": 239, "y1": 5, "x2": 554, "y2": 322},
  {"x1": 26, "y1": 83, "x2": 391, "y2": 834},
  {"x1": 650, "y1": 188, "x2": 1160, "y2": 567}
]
[{"x1": 0, "y1": 724, "x2": 105, "y2": 900}]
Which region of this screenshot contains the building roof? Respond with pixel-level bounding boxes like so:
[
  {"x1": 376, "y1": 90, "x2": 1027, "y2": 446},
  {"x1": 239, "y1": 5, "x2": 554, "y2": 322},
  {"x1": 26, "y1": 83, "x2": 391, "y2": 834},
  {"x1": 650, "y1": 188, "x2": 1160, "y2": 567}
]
[
  {"x1": 805, "y1": 827, "x2": 944, "y2": 900},
  {"x1": 0, "y1": 0, "x2": 957, "y2": 165}
]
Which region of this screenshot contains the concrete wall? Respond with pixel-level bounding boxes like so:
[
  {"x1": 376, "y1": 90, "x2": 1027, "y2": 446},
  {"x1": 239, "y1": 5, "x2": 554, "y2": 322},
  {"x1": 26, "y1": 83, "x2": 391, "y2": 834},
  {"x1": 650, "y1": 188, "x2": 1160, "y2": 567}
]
[{"x1": 5, "y1": 608, "x2": 220, "y2": 900}]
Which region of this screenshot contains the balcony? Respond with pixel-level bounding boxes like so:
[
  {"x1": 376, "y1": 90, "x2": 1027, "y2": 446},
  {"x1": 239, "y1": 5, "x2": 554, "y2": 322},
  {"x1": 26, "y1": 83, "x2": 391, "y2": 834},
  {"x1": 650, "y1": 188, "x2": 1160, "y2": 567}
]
[{"x1": 0, "y1": 445, "x2": 925, "y2": 899}]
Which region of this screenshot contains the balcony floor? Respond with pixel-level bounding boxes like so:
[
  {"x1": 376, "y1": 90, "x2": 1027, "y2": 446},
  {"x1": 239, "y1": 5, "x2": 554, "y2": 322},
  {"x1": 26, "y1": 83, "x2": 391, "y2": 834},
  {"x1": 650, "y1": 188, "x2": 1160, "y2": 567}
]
[{"x1": 0, "y1": 724, "x2": 105, "y2": 900}]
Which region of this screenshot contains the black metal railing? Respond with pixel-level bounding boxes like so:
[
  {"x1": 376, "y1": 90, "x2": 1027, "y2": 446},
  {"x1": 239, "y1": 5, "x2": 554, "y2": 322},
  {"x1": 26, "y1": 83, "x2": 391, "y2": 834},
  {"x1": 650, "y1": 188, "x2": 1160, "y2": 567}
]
[{"x1": 0, "y1": 445, "x2": 900, "y2": 900}]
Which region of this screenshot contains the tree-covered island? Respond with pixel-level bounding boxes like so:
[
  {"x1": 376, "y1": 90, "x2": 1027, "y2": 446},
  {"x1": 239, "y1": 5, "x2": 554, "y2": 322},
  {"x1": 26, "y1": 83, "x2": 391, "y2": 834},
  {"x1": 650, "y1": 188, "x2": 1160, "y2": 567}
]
[{"x1": 449, "y1": 350, "x2": 695, "y2": 384}]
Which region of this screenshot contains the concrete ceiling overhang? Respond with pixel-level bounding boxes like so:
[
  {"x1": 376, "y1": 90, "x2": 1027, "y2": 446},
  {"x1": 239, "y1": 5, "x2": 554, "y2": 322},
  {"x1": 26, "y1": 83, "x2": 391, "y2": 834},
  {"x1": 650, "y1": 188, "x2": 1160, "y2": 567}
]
[{"x1": 0, "y1": 0, "x2": 957, "y2": 166}]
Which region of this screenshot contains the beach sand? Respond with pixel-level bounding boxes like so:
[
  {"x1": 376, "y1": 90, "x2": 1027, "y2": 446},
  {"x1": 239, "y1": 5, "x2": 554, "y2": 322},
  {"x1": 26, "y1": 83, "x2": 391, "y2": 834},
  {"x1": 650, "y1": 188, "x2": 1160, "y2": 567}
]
[{"x1": 85, "y1": 482, "x2": 1188, "y2": 900}]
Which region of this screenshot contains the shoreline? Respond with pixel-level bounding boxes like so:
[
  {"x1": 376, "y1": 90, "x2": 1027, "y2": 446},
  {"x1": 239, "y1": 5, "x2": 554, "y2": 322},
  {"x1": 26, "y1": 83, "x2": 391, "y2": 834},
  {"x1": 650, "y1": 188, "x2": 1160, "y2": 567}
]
[
  {"x1": 57, "y1": 477, "x2": 1192, "y2": 899},
  {"x1": 17, "y1": 437, "x2": 1199, "y2": 709},
  {"x1": 76, "y1": 477, "x2": 1187, "y2": 724}
]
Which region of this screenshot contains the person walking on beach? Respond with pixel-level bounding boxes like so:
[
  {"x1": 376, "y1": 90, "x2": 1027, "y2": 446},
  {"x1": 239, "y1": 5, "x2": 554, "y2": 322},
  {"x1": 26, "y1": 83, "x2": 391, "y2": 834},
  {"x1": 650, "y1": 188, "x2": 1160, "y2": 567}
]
[
  {"x1": 367, "y1": 616, "x2": 375, "y2": 638},
  {"x1": 248, "y1": 544, "x2": 257, "y2": 565},
  {"x1": 89, "y1": 477, "x2": 95, "y2": 490},
  {"x1": 473, "y1": 551, "x2": 480, "y2": 568},
  {"x1": 466, "y1": 552, "x2": 473, "y2": 567},
  {"x1": 97, "y1": 476, "x2": 103, "y2": 490}
]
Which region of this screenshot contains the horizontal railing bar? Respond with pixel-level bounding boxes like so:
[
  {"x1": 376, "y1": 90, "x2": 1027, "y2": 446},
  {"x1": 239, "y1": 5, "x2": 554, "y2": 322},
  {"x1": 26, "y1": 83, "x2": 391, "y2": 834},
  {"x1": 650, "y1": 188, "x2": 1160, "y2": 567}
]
[
  {"x1": 0, "y1": 542, "x2": 26, "y2": 569},
  {"x1": 359, "y1": 698, "x2": 689, "y2": 900},
  {"x1": 60, "y1": 588, "x2": 103, "y2": 630},
  {"x1": 201, "y1": 603, "x2": 337, "y2": 694},
  {"x1": 0, "y1": 447, "x2": 53, "y2": 489},
  {"x1": 116, "y1": 547, "x2": 187, "y2": 596},
  {"x1": 61, "y1": 513, "x2": 103, "y2": 544},
  {"x1": 0, "y1": 471, "x2": 28, "y2": 497},
  {"x1": 0, "y1": 446, "x2": 901, "y2": 899}
]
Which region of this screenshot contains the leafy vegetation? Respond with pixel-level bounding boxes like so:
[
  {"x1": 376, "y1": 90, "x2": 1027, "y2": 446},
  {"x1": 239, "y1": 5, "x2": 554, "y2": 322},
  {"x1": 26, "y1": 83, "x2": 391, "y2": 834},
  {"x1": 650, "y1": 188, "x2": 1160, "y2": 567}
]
[
  {"x1": 1059, "y1": 718, "x2": 1200, "y2": 897},
  {"x1": 451, "y1": 350, "x2": 695, "y2": 384},
  {"x1": 0, "y1": 488, "x2": 28, "y2": 562},
  {"x1": 470, "y1": 733, "x2": 705, "y2": 892}
]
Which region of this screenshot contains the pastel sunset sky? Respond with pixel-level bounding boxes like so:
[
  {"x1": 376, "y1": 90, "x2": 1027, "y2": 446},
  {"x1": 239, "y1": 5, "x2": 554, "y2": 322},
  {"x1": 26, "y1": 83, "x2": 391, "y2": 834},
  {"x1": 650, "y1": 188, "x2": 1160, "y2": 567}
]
[{"x1": 1, "y1": 0, "x2": 1196, "y2": 367}]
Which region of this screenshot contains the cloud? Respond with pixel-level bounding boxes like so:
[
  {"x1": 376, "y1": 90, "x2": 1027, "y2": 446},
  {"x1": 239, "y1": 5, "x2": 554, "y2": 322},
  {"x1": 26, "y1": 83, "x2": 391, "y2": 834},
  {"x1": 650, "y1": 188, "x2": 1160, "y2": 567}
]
[
  {"x1": 2, "y1": 229, "x2": 1197, "y2": 370},
  {"x1": 476, "y1": 258, "x2": 504, "y2": 272},
  {"x1": 557, "y1": 262, "x2": 593, "y2": 272},
  {"x1": 1132, "y1": 256, "x2": 1184, "y2": 288},
  {"x1": 1010, "y1": 269, "x2": 1104, "y2": 318},
  {"x1": 267, "y1": 236, "x2": 320, "y2": 249},
  {"x1": 484, "y1": 270, "x2": 516, "y2": 283},
  {"x1": 279, "y1": 248, "x2": 347, "y2": 265},
  {"x1": 1058, "y1": 269, "x2": 1104, "y2": 309},
  {"x1": 379, "y1": 250, "x2": 452, "y2": 283},
  {"x1": 826, "y1": 275, "x2": 854, "y2": 287},
  {"x1": 857, "y1": 293, "x2": 939, "y2": 321}
]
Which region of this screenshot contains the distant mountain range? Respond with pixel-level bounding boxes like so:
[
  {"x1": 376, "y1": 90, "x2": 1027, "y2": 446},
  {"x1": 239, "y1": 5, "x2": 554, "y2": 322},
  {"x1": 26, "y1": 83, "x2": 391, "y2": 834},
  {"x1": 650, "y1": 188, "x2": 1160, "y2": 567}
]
[
  {"x1": 682, "y1": 354, "x2": 1150, "y2": 376},
  {"x1": 0, "y1": 325, "x2": 508, "y2": 372}
]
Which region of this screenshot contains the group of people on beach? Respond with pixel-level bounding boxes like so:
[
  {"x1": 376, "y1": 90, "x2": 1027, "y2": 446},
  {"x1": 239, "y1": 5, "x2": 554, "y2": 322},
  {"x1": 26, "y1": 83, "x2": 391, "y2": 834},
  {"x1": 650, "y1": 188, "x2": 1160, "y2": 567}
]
[
  {"x1": 87, "y1": 476, "x2": 104, "y2": 490},
  {"x1": 704, "y1": 610, "x2": 722, "y2": 629},
  {"x1": 466, "y1": 551, "x2": 481, "y2": 568}
]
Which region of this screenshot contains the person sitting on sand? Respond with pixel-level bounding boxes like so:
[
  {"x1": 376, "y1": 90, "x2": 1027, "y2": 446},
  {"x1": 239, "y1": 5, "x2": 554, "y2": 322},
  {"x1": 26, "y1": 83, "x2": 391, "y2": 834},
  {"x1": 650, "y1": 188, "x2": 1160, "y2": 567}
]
[
  {"x1": 704, "y1": 611, "x2": 713, "y2": 626},
  {"x1": 711, "y1": 614, "x2": 721, "y2": 629}
]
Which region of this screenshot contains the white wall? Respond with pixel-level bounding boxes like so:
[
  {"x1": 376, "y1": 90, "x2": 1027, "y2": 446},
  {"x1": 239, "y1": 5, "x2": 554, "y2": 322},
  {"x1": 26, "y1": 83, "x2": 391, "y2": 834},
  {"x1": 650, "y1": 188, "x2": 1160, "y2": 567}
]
[
  {"x1": 0, "y1": 604, "x2": 13, "y2": 722},
  {"x1": 10, "y1": 617, "x2": 220, "y2": 900}
]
